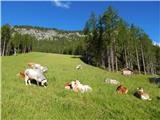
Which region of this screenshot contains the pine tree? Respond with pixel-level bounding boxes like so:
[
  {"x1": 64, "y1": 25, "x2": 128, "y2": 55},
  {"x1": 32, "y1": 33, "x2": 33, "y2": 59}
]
[
  {"x1": 1, "y1": 24, "x2": 11, "y2": 56},
  {"x1": 102, "y1": 6, "x2": 120, "y2": 71}
]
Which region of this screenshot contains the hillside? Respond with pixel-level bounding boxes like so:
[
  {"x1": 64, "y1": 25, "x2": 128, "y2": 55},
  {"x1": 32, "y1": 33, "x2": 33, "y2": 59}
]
[
  {"x1": 13, "y1": 25, "x2": 85, "y2": 40},
  {"x1": 2, "y1": 52, "x2": 160, "y2": 120}
]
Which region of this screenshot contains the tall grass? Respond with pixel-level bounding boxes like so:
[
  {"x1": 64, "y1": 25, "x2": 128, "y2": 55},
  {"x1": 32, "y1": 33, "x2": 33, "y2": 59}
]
[{"x1": 1, "y1": 52, "x2": 160, "y2": 120}]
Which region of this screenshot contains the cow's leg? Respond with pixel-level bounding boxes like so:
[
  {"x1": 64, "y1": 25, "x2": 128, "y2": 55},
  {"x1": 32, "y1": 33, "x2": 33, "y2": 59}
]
[
  {"x1": 25, "y1": 76, "x2": 29, "y2": 85},
  {"x1": 37, "y1": 81, "x2": 39, "y2": 86},
  {"x1": 28, "y1": 80, "x2": 31, "y2": 85},
  {"x1": 41, "y1": 81, "x2": 46, "y2": 88},
  {"x1": 41, "y1": 81, "x2": 44, "y2": 86}
]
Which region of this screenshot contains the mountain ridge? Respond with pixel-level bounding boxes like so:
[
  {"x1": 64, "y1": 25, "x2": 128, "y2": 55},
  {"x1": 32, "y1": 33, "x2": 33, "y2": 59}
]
[{"x1": 13, "y1": 25, "x2": 85, "y2": 40}]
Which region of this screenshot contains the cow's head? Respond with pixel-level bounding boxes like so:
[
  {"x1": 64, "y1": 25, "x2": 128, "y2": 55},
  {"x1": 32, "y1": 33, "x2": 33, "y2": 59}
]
[
  {"x1": 137, "y1": 87, "x2": 144, "y2": 93},
  {"x1": 41, "y1": 79, "x2": 48, "y2": 87}
]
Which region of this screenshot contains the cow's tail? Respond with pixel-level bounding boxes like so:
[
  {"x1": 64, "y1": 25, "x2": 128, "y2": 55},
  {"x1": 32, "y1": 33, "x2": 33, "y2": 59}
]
[{"x1": 17, "y1": 71, "x2": 25, "y2": 79}]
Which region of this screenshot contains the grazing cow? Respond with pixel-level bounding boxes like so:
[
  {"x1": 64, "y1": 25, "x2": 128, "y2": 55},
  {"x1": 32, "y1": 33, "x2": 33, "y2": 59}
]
[
  {"x1": 134, "y1": 87, "x2": 151, "y2": 101},
  {"x1": 76, "y1": 64, "x2": 82, "y2": 70},
  {"x1": 18, "y1": 69, "x2": 48, "y2": 87},
  {"x1": 116, "y1": 85, "x2": 128, "y2": 94},
  {"x1": 28, "y1": 63, "x2": 48, "y2": 73}
]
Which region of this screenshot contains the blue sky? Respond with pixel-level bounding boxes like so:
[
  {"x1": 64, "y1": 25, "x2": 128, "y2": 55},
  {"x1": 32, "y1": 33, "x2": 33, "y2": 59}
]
[{"x1": 1, "y1": 1, "x2": 160, "y2": 44}]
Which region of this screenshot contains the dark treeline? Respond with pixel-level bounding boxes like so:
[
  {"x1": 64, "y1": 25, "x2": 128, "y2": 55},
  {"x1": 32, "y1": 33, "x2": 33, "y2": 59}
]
[
  {"x1": 82, "y1": 6, "x2": 160, "y2": 74},
  {"x1": 1, "y1": 24, "x2": 85, "y2": 56},
  {"x1": 1, "y1": 6, "x2": 160, "y2": 74},
  {"x1": 32, "y1": 37, "x2": 85, "y2": 55},
  {"x1": 1, "y1": 24, "x2": 35, "y2": 56}
]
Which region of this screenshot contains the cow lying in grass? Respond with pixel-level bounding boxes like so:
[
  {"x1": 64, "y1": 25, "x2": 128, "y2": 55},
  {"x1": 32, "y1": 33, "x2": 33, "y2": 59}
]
[
  {"x1": 65, "y1": 80, "x2": 92, "y2": 93},
  {"x1": 105, "y1": 78, "x2": 119, "y2": 85},
  {"x1": 65, "y1": 81, "x2": 78, "y2": 92},
  {"x1": 65, "y1": 82, "x2": 72, "y2": 89},
  {"x1": 134, "y1": 87, "x2": 151, "y2": 101},
  {"x1": 28, "y1": 63, "x2": 48, "y2": 73},
  {"x1": 18, "y1": 69, "x2": 48, "y2": 87},
  {"x1": 75, "y1": 80, "x2": 92, "y2": 93},
  {"x1": 116, "y1": 85, "x2": 128, "y2": 94}
]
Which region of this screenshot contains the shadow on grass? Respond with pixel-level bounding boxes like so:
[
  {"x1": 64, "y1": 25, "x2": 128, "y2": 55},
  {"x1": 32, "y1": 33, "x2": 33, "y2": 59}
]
[
  {"x1": 157, "y1": 96, "x2": 160, "y2": 100},
  {"x1": 71, "y1": 55, "x2": 108, "y2": 71},
  {"x1": 149, "y1": 77, "x2": 160, "y2": 85},
  {"x1": 70, "y1": 56, "x2": 82, "y2": 59},
  {"x1": 71, "y1": 55, "x2": 92, "y2": 64},
  {"x1": 29, "y1": 79, "x2": 44, "y2": 87}
]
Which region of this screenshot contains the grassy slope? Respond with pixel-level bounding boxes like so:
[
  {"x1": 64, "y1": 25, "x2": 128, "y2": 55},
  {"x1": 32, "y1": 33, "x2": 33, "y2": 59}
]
[{"x1": 2, "y1": 52, "x2": 160, "y2": 120}]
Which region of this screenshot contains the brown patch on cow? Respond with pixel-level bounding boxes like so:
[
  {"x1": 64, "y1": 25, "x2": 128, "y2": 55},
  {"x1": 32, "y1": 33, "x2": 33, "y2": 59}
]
[
  {"x1": 116, "y1": 85, "x2": 128, "y2": 94},
  {"x1": 64, "y1": 82, "x2": 72, "y2": 90},
  {"x1": 17, "y1": 72, "x2": 25, "y2": 79},
  {"x1": 28, "y1": 63, "x2": 34, "y2": 67}
]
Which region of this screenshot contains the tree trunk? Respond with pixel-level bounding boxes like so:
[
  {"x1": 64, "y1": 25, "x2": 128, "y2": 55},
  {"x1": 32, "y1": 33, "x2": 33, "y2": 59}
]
[
  {"x1": 23, "y1": 46, "x2": 26, "y2": 53},
  {"x1": 101, "y1": 51, "x2": 105, "y2": 69},
  {"x1": 135, "y1": 47, "x2": 141, "y2": 74},
  {"x1": 131, "y1": 62, "x2": 133, "y2": 70},
  {"x1": 141, "y1": 44, "x2": 146, "y2": 75},
  {"x1": 2, "y1": 40, "x2": 6, "y2": 56},
  {"x1": 124, "y1": 47, "x2": 128, "y2": 68},
  {"x1": 107, "y1": 47, "x2": 111, "y2": 71},
  {"x1": 114, "y1": 42, "x2": 118, "y2": 72},
  {"x1": 6, "y1": 43, "x2": 12, "y2": 56},
  {"x1": 0, "y1": 42, "x2": 2, "y2": 56},
  {"x1": 129, "y1": 52, "x2": 133, "y2": 69},
  {"x1": 2, "y1": 41, "x2": 6, "y2": 56},
  {"x1": 110, "y1": 45, "x2": 114, "y2": 71},
  {"x1": 17, "y1": 46, "x2": 19, "y2": 53},
  {"x1": 151, "y1": 63, "x2": 154, "y2": 75},
  {"x1": 115, "y1": 56, "x2": 118, "y2": 72},
  {"x1": 14, "y1": 48, "x2": 17, "y2": 56}
]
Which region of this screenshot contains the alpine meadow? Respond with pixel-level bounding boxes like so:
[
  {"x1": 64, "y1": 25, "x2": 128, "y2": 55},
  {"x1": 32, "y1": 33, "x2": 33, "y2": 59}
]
[
  {"x1": 2, "y1": 52, "x2": 160, "y2": 119},
  {"x1": 1, "y1": 1, "x2": 160, "y2": 120}
]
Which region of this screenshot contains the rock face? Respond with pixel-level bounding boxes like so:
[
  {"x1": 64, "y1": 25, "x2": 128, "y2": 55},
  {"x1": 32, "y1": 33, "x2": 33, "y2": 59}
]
[{"x1": 13, "y1": 26, "x2": 85, "y2": 40}]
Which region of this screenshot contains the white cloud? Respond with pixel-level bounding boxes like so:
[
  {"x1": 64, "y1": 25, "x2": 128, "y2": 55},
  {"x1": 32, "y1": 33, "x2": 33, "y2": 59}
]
[
  {"x1": 53, "y1": 0, "x2": 70, "y2": 9},
  {"x1": 153, "y1": 41, "x2": 160, "y2": 47}
]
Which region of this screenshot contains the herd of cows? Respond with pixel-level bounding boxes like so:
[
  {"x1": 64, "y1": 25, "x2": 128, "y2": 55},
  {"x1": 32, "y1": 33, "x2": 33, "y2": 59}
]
[{"x1": 17, "y1": 63, "x2": 152, "y2": 101}]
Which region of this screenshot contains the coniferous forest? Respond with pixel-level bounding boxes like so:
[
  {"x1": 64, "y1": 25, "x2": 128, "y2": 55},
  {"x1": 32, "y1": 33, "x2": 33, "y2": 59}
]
[{"x1": 1, "y1": 6, "x2": 160, "y2": 74}]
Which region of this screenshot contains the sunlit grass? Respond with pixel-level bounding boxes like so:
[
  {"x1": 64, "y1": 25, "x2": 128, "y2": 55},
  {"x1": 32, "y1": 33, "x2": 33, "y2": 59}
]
[{"x1": 2, "y1": 52, "x2": 160, "y2": 120}]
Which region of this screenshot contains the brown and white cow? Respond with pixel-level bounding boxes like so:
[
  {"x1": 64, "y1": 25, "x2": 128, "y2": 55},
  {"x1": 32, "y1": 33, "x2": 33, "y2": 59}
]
[
  {"x1": 134, "y1": 87, "x2": 151, "y2": 101},
  {"x1": 116, "y1": 85, "x2": 128, "y2": 94},
  {"x1": 17, "y1": 69, "x2": 48, "y2": 87},
  {"x1": 64, "y1": 80, "x2": 79, "y2": 92},
  {"x1": 65, "y1": 80, "x2": 92, "y2": 93}
]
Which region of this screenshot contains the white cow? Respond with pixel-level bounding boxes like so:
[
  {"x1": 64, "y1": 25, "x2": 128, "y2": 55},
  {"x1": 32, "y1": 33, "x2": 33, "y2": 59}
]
[
  {"x1": 75, "y1": 80, "x2": 92, "y2": 93},
  {"x1": 76, "y1": 64, "x2": 82, "y2": 70},
  {"x1": 105, "y1": 79, "x2": 119, "y2": 85},
  {"x1": 24, "y1": 69, "x2": 48, "y2": 87}
]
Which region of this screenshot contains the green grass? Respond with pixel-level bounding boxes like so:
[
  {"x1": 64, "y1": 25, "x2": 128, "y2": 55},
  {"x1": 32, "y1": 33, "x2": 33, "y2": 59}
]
[{"x1": 1, "y1": 52, "x2": 160, "y2": 120}]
